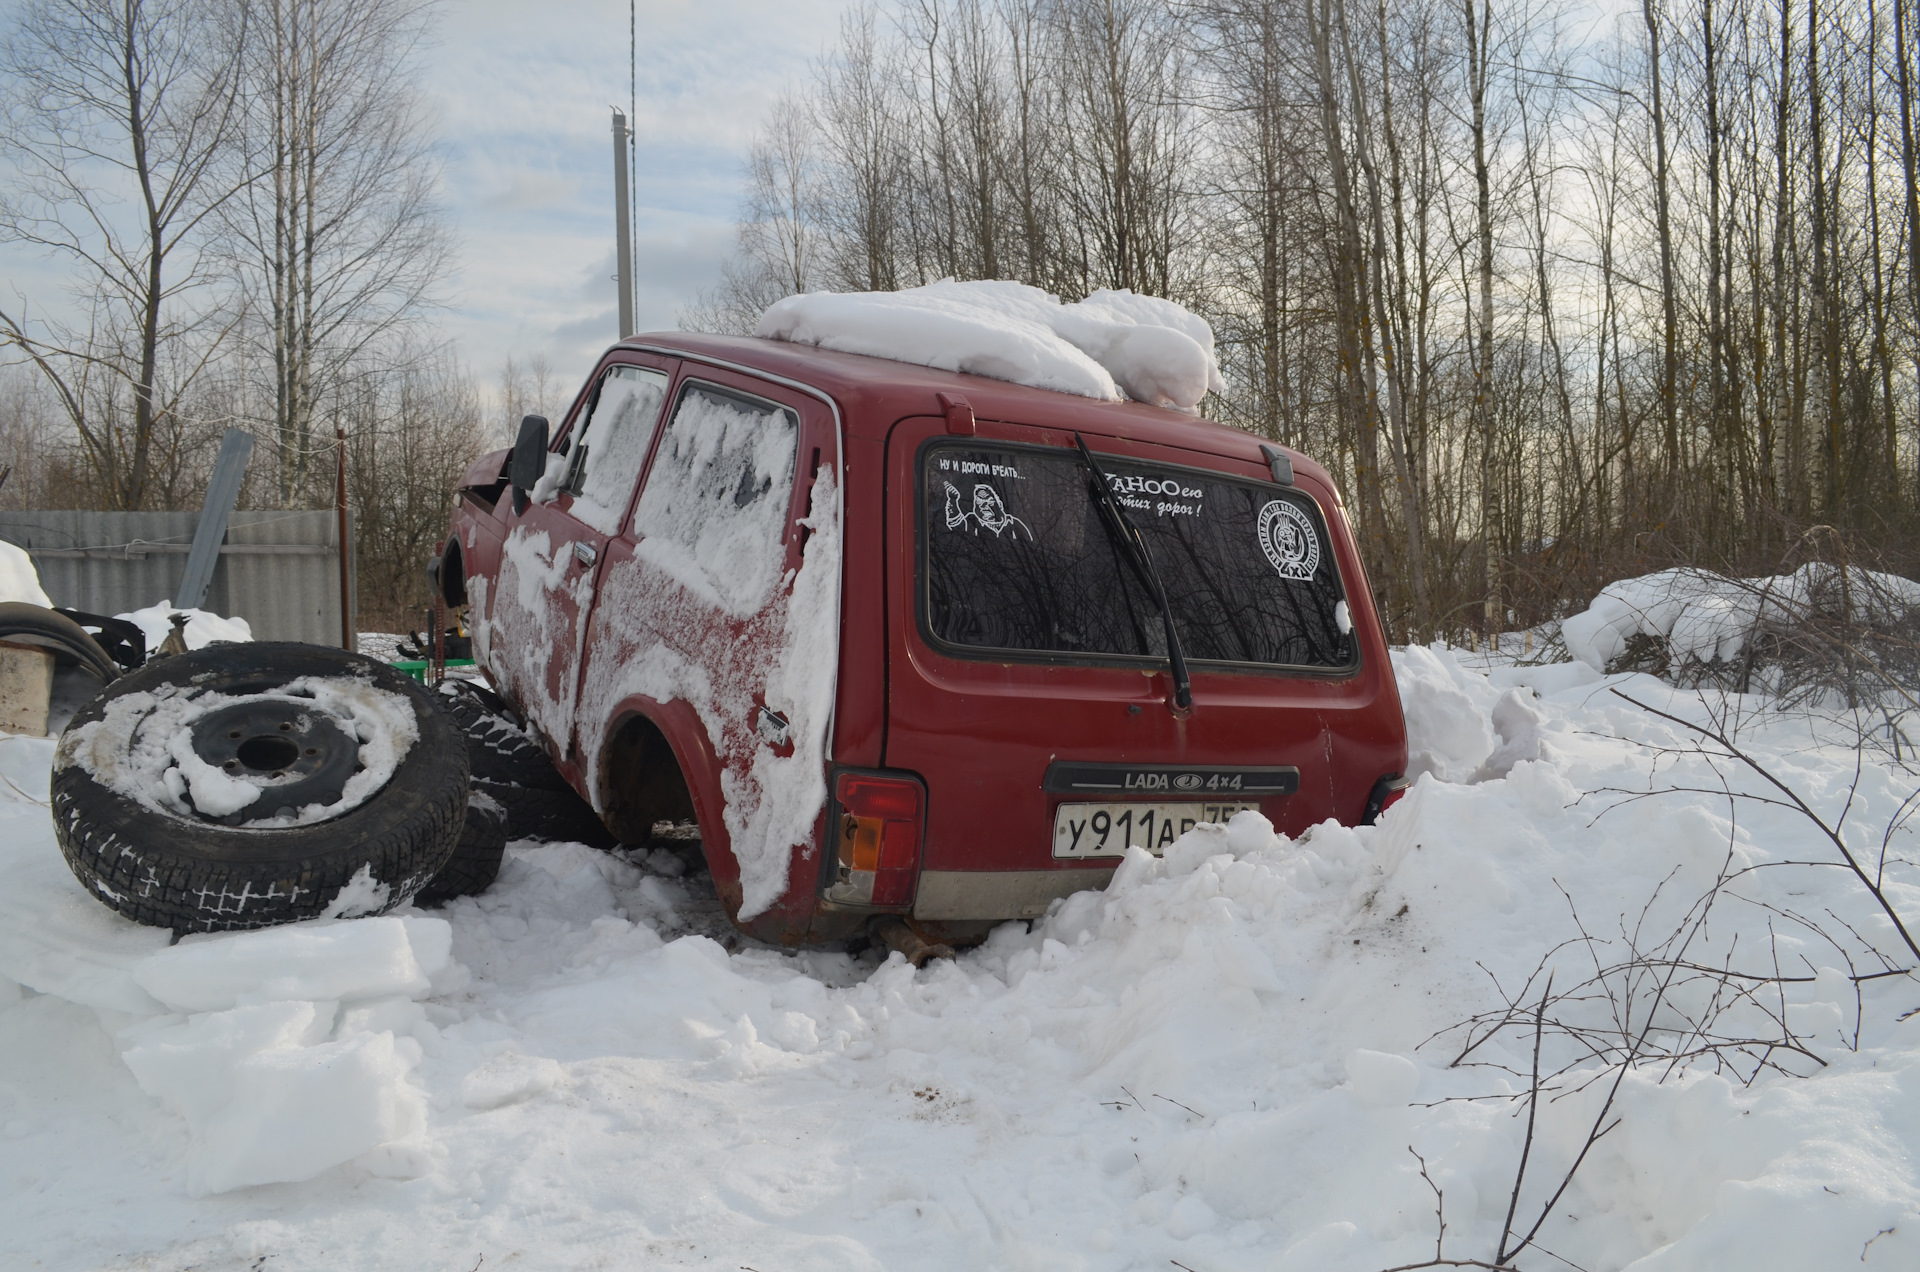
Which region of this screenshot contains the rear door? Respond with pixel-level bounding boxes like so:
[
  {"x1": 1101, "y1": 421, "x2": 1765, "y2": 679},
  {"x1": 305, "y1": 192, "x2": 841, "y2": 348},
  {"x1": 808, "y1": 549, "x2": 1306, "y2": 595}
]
[
  {"x1": 884, "y1": 414, "x2": 1382, "y2": 917},
  {"x1": 573, "y1": 365, "x2": 841, "y2": 924},
  {"x1": 484, "y1": 353, "x2": 674, "y2": 752}
]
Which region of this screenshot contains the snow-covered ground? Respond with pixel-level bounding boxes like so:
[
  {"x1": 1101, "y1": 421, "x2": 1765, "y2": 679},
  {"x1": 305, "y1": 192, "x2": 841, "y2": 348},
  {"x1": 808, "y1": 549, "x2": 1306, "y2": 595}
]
[{"x1": 4, "y1": 648, "x2": 1919, "y2": 1270}]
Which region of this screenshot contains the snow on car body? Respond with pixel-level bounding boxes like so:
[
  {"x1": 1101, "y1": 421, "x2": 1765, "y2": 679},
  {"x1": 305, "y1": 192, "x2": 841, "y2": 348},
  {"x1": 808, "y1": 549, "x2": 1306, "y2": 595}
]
[{"x1": 436, "y1": 332, "x2": 1408, "y2": 946}]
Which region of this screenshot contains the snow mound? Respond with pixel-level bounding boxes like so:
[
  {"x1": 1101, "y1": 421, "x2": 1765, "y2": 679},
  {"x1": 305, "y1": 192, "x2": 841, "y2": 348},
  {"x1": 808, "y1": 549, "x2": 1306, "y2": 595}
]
[
  {"x1": 7, "y1": 642, "x2": 1920, "y2": 1264},
  {"x1": 1391, "y1": 644, "x2": 1497, "y2": 781},
  {"x1": 756, "y1": 279, "x2": 1227, "y2": 411},
  {"x1": 115, "y1": 599, "x2": 252, "y2": 654},
  {"x1": 134, "y1": 914, "x2": 450, "y2": 1012},
  {"x1": 117, "y1": 915, "x2": 450, "y2": 1194},
  {"x1": 0, "y1": 539, "x2": 52, "y2": 607},
  {"x1": 1561, "y1": 564, "x2": 1920, "y2": 672}
]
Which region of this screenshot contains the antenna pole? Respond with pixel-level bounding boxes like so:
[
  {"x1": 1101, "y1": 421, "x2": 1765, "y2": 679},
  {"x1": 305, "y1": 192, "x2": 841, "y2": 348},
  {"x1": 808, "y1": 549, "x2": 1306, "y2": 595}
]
[{"x1": 612, "y1": 108, "x2": 635, "y2": 338}]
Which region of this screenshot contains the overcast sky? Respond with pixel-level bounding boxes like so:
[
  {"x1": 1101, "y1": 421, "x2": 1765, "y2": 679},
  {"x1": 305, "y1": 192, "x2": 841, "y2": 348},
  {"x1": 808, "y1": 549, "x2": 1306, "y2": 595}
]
[
  {"x1": 0, "y1": 0, "x2": 847, "y2": 411},
  {"x1": 428, "y1": 0, "x2": 849, "y2": 396}
]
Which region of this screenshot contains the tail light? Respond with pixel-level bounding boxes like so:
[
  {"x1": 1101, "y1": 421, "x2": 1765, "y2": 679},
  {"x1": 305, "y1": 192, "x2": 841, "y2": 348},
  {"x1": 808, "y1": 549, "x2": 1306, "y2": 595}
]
[
  {"x1": 1362, "y1": 773, "x2": 1410, "y2": 825},
  {"x1": 827, "y1": 771, "x2": 925, "y2": 909}
]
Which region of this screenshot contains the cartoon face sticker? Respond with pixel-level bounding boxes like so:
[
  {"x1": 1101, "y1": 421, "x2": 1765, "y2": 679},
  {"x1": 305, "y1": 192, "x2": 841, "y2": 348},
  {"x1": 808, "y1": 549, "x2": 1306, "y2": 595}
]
[
  {"x1": 943, "y1": 481, "x2": 1031, "y2": 539},
  {"x1": 1257, "y1": 499, "x2": 1319, "y2": 580}
]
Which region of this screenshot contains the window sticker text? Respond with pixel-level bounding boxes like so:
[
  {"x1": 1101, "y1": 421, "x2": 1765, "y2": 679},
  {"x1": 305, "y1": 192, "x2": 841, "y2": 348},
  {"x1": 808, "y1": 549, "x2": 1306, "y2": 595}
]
[{"x1": 1106, "y1": 471, "x2": 1204, "y2": 518}]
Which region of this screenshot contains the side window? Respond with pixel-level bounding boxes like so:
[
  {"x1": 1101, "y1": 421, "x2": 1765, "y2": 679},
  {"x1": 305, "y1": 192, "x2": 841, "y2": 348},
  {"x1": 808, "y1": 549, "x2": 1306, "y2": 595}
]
[
  {"x1": 559, "y1": 364, "x2": 669, "y2": 534},
  {"x1": 631, "y1": 381, "x2": 799, "y2": 615}
]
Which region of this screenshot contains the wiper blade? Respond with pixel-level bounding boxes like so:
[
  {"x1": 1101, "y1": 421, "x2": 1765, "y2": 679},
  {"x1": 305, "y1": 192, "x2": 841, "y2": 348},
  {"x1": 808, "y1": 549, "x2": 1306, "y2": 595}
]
[{"x1": 1073, "y1": 433, "x2": 1193, "y2": 713}]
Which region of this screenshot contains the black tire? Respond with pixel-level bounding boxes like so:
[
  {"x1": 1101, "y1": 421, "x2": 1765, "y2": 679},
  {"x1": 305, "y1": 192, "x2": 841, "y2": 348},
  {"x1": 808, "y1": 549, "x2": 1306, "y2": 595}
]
[
  {"x1": 434, "y1": 679, "x2": 569, "y2": 790},
  {"x1": 415, "y1": 788, "x2": 507, "y2": 905},
  {"x1": 0, "y1": 601, "x2": 121, "y2": 681},
  {"x1": 52, "y1": 642, "x2": 470, "y2": 934},
  {"x1": 473, "y1": 778, "x2": 616, "y2": 848}
]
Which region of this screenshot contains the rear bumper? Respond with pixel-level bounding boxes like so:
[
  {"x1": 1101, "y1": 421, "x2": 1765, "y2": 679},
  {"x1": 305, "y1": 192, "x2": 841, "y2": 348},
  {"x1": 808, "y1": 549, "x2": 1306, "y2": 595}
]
[{"x1": 912, "y1": 867, "x2": 1116, "y2": 920}]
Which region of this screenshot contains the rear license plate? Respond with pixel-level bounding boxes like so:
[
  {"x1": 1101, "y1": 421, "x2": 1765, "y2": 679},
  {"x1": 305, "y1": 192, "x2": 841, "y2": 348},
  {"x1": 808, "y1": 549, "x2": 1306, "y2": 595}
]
[{"x1": 1051, "y1": 802, "x2": 1260, "y2": 859}]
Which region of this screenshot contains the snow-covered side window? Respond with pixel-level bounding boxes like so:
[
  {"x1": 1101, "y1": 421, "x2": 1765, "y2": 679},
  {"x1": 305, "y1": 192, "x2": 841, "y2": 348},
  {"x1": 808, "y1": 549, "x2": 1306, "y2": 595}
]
[
  {"x1": 630, "y1": 383, "x2": 798, "y2": 617},
  {"x1": 562, "y1": 365, "x2": 669, "y2": 534}
]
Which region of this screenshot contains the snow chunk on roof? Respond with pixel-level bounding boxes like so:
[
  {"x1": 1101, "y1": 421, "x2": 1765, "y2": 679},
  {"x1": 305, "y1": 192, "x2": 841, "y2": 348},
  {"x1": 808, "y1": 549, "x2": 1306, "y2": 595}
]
[{"x1": 755, "y1": 279, "x2": 1227, "y2": 411}]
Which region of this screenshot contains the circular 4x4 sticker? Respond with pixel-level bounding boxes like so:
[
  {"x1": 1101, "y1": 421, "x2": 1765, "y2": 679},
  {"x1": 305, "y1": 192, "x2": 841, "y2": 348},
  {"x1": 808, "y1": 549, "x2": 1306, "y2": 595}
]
[{"x1": 1257, "y1": 500, "x2": 1320, "y2": 580}]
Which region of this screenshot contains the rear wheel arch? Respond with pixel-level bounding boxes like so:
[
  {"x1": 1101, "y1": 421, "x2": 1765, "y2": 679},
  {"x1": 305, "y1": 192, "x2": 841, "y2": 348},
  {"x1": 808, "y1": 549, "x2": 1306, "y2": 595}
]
[{"x1": 595, "y1": 704, "x2": 704, "y2": 847}]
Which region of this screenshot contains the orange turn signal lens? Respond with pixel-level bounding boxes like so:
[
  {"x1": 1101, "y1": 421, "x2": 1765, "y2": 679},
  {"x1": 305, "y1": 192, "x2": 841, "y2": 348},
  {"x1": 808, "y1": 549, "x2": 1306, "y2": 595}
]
[{"x1": 833, "y1": 771, "x2": 925, "y2": 909}]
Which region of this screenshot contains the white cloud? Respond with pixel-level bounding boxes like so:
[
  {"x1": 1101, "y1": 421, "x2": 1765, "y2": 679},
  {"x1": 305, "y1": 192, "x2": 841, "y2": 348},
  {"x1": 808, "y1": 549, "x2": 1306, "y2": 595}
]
[
  {"x1": 0, "y1": 0, "x2": 847, "y2": 407},
  {"x1": 428, "y1": 0, "x2": 849, "y2": 390}
]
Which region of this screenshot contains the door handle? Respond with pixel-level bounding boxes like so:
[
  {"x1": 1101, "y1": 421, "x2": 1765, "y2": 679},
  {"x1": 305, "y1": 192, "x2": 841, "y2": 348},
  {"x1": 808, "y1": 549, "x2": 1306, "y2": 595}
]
[{"x1": 572, "y1": 540, "x2": 597, "y2": 568}]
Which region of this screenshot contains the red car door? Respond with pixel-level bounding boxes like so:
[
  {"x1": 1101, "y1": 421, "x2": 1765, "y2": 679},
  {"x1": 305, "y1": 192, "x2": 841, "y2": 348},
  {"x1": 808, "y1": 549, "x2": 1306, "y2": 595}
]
[
  {"x1": 573, "y1": 364, "x2": 841, "y2": 928},
  {"x1": 480, "y1": 352, "x2": 675, "y2": 757}
]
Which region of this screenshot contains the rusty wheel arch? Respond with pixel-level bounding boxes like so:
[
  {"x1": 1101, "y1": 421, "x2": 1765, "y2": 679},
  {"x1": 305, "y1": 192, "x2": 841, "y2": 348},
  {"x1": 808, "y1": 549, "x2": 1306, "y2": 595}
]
[{"x1": 596, "y1": 710, "x2": 699, "y2": 846}]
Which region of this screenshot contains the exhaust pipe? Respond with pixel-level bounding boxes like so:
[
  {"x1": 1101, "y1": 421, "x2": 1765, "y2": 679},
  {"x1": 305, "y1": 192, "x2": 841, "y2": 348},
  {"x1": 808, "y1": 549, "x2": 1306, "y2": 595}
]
[{"x1": 870, "y1": 916, "x2": 954, "y2": 968}]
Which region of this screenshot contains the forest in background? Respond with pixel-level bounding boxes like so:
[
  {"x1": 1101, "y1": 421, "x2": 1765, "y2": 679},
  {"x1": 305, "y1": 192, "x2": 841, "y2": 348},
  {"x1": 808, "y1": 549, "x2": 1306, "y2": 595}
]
[
  {"x1": 0, "y1": 0, "x2": 548, "y2": 629},
  {"x1": 691, "y1": 0, "x2": 1920, "y2": 642}
]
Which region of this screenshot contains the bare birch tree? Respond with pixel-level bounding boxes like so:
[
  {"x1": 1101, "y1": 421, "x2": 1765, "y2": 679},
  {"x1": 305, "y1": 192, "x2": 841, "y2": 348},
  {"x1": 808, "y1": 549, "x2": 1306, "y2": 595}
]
[
  {"x1": 0, "y1": 0, "x2": 247, "y2": 509},
  {"x1": 223, "y1": 0, "x2": 447, "y2": 508}
]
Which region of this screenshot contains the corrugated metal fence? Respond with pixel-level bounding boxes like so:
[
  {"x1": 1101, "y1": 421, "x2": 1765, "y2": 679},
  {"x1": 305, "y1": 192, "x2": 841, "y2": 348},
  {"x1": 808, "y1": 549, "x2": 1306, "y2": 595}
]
[{"x1": 0, "y1": 510, "x2": 354, "y2": 647}]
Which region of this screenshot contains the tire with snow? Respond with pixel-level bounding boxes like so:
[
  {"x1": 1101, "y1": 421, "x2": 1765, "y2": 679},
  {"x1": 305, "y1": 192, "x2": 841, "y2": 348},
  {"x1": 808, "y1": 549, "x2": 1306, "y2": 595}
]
[
  {"x1": 431, "y1": 679, "x2": 615, "y2": 846},
  {"x1": 51, "y1": 642, "x2": 469, "y2": 934},
  {"x1": 415, "y1": 788, "x2": 508, "y2": 905},
  {"x1": 433, "y1": 679, "x2": 568, "y2": 790},
  {"x1": 472, "y1": 777, "x2": 616, "y2": 848}
]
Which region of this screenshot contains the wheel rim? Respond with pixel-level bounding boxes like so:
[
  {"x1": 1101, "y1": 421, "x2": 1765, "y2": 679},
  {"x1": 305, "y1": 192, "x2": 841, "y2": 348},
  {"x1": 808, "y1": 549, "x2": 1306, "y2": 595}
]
[{"x1": 186, "y1": 699, "x2": 362, "y2": 825}]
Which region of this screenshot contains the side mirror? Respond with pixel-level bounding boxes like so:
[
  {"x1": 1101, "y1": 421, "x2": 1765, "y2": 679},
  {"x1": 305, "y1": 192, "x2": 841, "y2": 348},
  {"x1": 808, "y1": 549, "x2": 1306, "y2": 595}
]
[{"x1": 509, "y1": 414, "x2": 549, "y2": 514}]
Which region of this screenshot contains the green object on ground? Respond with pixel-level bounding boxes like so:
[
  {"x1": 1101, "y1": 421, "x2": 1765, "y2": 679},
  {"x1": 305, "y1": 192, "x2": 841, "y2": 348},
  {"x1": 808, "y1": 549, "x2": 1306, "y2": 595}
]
[{"x1": 390, "y1": 658, "x2": 476, "y2": 682}]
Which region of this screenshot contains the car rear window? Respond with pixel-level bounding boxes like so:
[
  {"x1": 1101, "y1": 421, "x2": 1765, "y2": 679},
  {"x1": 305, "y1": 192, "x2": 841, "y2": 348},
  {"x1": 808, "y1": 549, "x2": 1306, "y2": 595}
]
[{"x1": 922, "y1": 441, "x2": 1353, "y2": 670}]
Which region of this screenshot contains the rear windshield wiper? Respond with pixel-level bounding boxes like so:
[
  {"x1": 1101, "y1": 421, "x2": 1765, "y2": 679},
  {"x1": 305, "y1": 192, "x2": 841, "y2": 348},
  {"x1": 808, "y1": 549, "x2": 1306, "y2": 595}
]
[{"x1": 1073, "y1": 433, "x2": 1193, "y2": 713}]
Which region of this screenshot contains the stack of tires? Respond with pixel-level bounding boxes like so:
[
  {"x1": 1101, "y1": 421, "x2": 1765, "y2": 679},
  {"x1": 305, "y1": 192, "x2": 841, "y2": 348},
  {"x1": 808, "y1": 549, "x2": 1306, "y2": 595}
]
[
  {"x1": 50, "y1": 645, "x2": 610, "y2": 935},
  {"x1": 52, "y1": 644, "x2": 473, "y2": 934},
  {"x1": 430, "y1": 679, "x2": 615, "y2": 850}
]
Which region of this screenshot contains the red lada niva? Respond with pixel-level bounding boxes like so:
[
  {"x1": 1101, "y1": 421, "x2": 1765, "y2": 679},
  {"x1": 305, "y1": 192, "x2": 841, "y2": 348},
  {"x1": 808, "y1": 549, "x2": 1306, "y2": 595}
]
[{"x1": 433, "y1": 333, "x2": 1407, "y2": 948}]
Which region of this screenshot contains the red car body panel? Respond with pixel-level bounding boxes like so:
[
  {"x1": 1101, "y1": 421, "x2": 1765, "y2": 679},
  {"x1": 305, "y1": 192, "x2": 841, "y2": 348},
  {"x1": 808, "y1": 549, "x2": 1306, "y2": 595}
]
[{"x1": 441, "y1": 332, "x2": 1408, "y2": 945}]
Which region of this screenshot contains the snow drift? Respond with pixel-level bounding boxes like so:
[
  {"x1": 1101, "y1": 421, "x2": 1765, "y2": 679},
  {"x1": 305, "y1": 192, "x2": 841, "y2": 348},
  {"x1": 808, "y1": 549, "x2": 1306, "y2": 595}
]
[
  {"x1": 1560, "y1": 564, "x2": 1920, "y2": 673},
  {"x1": 120, "y1": 915, "x2": 449, "y2": 1194},
  {"x1": 3, "y1": 637, "x2": 1920, "y2": 1268},
  {"x1": 756, "y1": 279, "x2": 1228, "y2": 412}
]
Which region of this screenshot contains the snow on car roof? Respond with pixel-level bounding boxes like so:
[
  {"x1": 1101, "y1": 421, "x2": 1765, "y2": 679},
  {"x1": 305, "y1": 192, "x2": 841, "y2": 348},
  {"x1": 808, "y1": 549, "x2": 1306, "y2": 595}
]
[
  {"x1": 621, "y1": 324, "x2": 1317, "y2": 486},
  {"x1": 753, "y1": 280, "x2": 1226, "y2": 412}
]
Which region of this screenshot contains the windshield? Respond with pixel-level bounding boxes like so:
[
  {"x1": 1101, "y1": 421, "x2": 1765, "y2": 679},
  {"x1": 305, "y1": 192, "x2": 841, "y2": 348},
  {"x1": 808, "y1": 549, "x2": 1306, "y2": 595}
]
[{"x1": 922, "y1": 441, "x2": 1353, "y2": 670}]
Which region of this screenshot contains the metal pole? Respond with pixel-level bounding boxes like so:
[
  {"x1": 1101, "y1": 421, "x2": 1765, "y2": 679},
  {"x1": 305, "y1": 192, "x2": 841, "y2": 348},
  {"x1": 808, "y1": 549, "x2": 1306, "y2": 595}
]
[
  {"x1": 177, "y1": 427, "x2": 254, "y2": 611},
  {"x1": 613, "y1": 108, "x2": 634, "y2": 339},
  {"x1": 431, "y1": 593, "x2": 446, "y2": 684},
  {"x1": 335, "y1": 425, "x2": 352, "y2": 651}
]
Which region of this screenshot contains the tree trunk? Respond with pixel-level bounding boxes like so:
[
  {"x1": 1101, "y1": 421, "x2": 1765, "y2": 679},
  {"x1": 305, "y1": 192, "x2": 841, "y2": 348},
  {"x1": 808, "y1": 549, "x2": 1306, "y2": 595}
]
[
  {"x1": 1643, "y1": 0, "x2": 1679, "y2": 480},
  {"x1": 1465, "y1": 0, "x2": 1498, "y2": 634}
]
